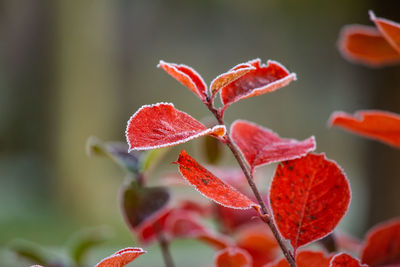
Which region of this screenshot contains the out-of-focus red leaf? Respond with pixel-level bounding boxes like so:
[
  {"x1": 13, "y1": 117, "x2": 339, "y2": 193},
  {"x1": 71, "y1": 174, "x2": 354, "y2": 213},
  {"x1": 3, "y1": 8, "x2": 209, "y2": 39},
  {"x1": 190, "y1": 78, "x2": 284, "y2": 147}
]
[
  {"x1": 370, "y1": 11, "x2": 400, "y2": 54},
  {"x1": 329, "y1": 110, "x2": 400, "y2": 148},
  {"x1": 95, "y1": 247, "x2": 146, "y2": 267},
  {"x1": 126, "y1": 103, "x2": 225, "y2": 150},
  {"x1": 197, "y1": 233, "x2": 233, "y2": 250},
  {"x1": 210, "y1": 63, "x2": 255, "y2": 98},
  {"x1": 120, "y1": 182, "x2": 170, "y2": 230},
  {"x1": 330, "y1": 253, "x2": 367, "y2": 267},
  {"x1": 165, "y1": 210, "x2": 207, "y2": 238},
  {"x1": 265, "y1": 250, "x2": 331, "y2": 267},
  {"x1": 215, "y1": 205, "x2": 258, "y2": 233},
  {"x1": 215, "y1": 247, "x2": 253, "y2": 267},
  {"x1": 174, "y1": 150, "x2": 259, "y2": 210},
  {"x1": 220, "y1": 59, "x2": 296, "y2": 112},
  {"x1": 361, "y1": 218, "x2": 400, "y2": 266},
  {"x1": 231, "y1": 120, "x2": 316, "y2": 171},
  {"x1": 158, "y1": 60, "x2": 207, "y2": 101},
  {"x1": 269, "y1": 154, "x2": 351, "y2": 253},
  {"x1": 136, "y1": 209, "x2": 172, "y2": 245},
  {"x1": 335, "y1": 232, "x2": 362, "y2": 255},
  {"x1": 236, "y1": 223, "x2": 279, "y2": 267},
  {"x1": 337, "y1": 25, "x2": 400, "y2": 67}
]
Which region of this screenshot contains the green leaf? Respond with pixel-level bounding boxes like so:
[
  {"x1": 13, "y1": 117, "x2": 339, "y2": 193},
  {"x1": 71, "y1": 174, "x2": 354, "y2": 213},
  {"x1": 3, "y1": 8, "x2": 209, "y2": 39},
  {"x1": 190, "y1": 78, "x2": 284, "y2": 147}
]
[{"x1": 68, "y1": 226, "x2": 112, "y2": 267}]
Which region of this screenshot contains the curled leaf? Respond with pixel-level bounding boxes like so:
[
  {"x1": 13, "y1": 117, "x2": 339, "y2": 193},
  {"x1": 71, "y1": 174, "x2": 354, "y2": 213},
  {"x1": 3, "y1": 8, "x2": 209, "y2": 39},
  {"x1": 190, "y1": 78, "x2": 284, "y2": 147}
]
[
  {"x1": 95, "y1": 247, "x2": 146, "y2": 267},
  {"x1": 220, "y1": 59, "x2": 296, "y2": 112},
  {"x1": 215, "y1": 247, "x2": 253, "y2": 267},
  {"x1": 361, "y1": 218, "x2": 400, "y2": 266},
  {"x1": 120, "y1": 182, "x2": 170, "y2": 230},
  {"x1": 126, "y1": 103, "x2": 225, "y2": 150},
  {"x1": 330, "y1": 253, "x2": 367, "y2": 267},
  {"x1": 231, "y1": 120, "x2": 315, "y2": 170},
  {"x1": 269, "y1": 154, "x2": 351, "y2": 253},
  {"x1": 370, "y1": 11, "x2": 400, "y2": 54},
  {"x1": 158, "y1": 60, "x2": 207, "y2": 101},
  {"x1": 210, "y1": 63, "x2": 255, "y2": 98},
  {"x1": 329, "y1": 110, "x2": 400, "y2": 148},
  {"x1": 174, "y1": 150, "x2": 259, "y2": 210},
  {"x1": 337, "y1": 25, "x2": 400, "y2": 67}
]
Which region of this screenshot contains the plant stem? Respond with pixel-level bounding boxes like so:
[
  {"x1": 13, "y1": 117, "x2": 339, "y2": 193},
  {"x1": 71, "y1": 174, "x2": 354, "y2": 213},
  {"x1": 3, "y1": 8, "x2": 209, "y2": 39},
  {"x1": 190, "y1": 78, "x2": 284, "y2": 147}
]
[
  {"x1": 154, "y1": 222, "x2": 175, "y2": 267},
  {"x1": 207, "y1": 104, "x2": 297, "y2": 267}
]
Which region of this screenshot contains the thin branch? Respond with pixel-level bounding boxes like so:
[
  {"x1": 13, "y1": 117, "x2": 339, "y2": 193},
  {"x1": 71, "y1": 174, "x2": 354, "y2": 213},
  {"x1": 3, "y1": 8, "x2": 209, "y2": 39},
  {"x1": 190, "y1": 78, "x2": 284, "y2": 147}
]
[
  {"x1": 207, "y1": 103, "x2": 297, "y2": 267},
  {"x1": 154, "y1": 222, "x2": 175, "y2": 267}
]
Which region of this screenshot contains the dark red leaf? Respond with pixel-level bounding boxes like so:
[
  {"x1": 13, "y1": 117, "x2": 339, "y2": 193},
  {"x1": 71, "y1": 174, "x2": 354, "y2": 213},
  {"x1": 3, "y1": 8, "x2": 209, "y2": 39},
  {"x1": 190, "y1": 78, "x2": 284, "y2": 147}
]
[
  {"x1": 215, "y1": 247, "x2": 253, "y2": 267},
  {"x1": 265, "y1": 250, "x2": 331, "y2": 267},
  {"x1": 158, "y1": 61, "x2": 207, "y2": 101},
  {"x1": 220, "y1": 59, "x2": 296, "y2": 112},
  {"x1": 236, "y1": 223, "x2": 279, "y2": 267},
  {"x1": 120, "y1": 182, "x2": 170, "y2": 230},
  {"x1": 215, "y1": 205, "x2": 258, "y2": 233},
  {"x1": 210, "y1": 63, "x2": 255, "y2": 98},
  {"x1": 231, "y1": 120, "x2": 316, "y2": 171},
  {"x1": 329, "y1": 110, "x2": 400, "y2": 148},
  {"x1": 370, "y1": 11, "x2": 400, "y2": 54},
  {"x1": 174, "y1": 150, "x2": 259, "y2": 210},
  {"x1": 126, "y1": 103, "x2": 225, "y2": 150},
  {"x1": 95, "y1": 247, "x2": 146, "y2": 267},
  {"x1": 269, "y1": 154, "x2": 351, "y2": 253},
  {"x1": 330, "y1": 253, "x2": 367, "y2": 267},
  {"x1": 361, "y1": 218, "x2": 400, "y2": 266},
  {"x1": 337, "y1": 25, "x2": 400, "y2": 67}
]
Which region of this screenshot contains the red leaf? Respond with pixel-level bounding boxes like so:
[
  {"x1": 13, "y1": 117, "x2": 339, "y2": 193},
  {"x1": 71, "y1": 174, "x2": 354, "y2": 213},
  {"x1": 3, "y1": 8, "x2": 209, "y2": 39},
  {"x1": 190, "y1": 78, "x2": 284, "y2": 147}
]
[
  {"x1": 220, "y1": 59, "x2": 296, "y2": 111},
  {"x1": 158, "y1": 61, "x2": 207, "y2": 101},
  {"x1": 265, "y1": 250, "x2": 331, "y2": 267},
  {"x1": 338, "y1": 25, "x2": 400, "y2": 67},
  {"x1": 370, "y1": 11, "x2": 400, "y2": 54},
  {"x1": 335, "y1": 232, "x2": 363, "y2": 255},
  {"x1": 330, "y1": 253, "x2": 367, "y2": 267},
  {"x1": 136, "y1": 209, "x2": 172, "y2": 245},
  {"x1": 236, "y1": 223, "x2": 279, "y2": 267},
  {"x1": 215, "y1": 247, "x2": 253, "y2": 267},
  {"x1": 95, "y1": 247, "x2": 146, "y2": 267},
  {"x1": 165, "y1": 209, "x2": 207, "y2": 238},
  {"x1": 269, "y1": 154, "x2": 351, "y2": 253},
  {"x1": 231, "y1": 120, "x2": 316, "y2": 171},
  {"x1": 126, "y1": 103, "x2": 225, "y2": 150},
  {"x1": 174, "y1": 150, "x2": 259, "y2": 210},
  {"x1": 361, "y1": 218, "x2": 400, "y2": 266},
  {"x1": 210, "y1": 63, "x2": 255, "y2": 98},
  {"x1": 329, "y1": 110, "x2": 400, "y2": 148}
]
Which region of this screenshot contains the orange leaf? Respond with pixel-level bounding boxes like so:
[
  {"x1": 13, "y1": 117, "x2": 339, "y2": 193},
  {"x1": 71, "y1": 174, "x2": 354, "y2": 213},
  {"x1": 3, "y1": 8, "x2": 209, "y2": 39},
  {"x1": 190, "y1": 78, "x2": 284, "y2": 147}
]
[
  {"x1": 265, "y1": 250, "x2": 331, "y2": 267},
  {"x1": 215, "y1": 247, "x2": 253, "y2": 267},
  {"x1": 370, "y1": 11, "x2": 400, "y2": 54},
  {"x1": 329, "y1": 110, "x2": 400, "y2": 148},
  {"x1": 338, "y1": 25, "x2": 400, "y2": 67},
  {"x1": 95, "y1": 247, "x2": 146, "y2": 267}
]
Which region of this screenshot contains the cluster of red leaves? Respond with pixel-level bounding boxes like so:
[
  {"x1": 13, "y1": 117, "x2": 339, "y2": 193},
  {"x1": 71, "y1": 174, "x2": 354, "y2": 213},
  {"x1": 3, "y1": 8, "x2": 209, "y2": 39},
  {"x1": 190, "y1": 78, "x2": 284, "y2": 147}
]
[
  {"x1": 338, "y1": 11, "x2": 400, "y2": 67},
  {"x1": 122, "y1": 58, "x2": 362, "y2": 266}
]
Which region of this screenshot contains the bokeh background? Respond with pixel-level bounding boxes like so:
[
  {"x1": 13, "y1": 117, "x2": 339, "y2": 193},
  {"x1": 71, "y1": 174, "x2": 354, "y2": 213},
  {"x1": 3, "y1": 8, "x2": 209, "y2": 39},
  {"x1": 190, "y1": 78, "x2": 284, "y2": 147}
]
[{"x1": 1, "y1": 0, "x2": 400, "y2": 266}]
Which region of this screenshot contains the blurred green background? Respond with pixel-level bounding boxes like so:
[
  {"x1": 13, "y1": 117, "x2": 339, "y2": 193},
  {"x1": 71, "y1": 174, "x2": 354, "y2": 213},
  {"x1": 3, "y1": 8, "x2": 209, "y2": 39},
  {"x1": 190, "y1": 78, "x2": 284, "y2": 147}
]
[{"x1": 1, "y1": 0, "x2": 400, "y2": 266}]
